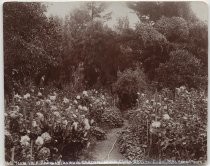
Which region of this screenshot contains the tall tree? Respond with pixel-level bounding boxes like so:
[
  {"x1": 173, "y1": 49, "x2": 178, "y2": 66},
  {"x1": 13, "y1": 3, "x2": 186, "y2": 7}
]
[{"x1": 127, "y1": 2, "x2": 195, "y2": 21}]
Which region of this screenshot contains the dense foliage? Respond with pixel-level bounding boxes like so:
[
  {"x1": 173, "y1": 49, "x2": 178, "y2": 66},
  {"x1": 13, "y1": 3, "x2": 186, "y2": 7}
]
[
  {"x1": 5, "y1": 88, "x2": 113, "y2": 163},
  {"x1": 4, "y1": 1, "x2": 208, "y2": 164},
  {"x1": 118, "y1": 87, "x2": 207, "y2": 164}
]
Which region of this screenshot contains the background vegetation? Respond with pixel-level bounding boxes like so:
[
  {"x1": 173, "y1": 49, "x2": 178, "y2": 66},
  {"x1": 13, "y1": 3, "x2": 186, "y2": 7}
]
[{"x1": 4, "y1": 1, "x2": 207, "y2": 164}]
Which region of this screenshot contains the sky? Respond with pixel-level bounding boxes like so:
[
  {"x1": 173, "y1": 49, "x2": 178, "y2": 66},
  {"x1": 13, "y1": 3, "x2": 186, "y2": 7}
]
[{"x1": 45, "y1": 1, "x2": 208, "y2": 28}]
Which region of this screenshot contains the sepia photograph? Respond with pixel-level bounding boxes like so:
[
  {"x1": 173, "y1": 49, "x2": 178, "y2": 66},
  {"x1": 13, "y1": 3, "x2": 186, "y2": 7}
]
[{"x1": 3, "y1": 1, "x2": 208, "y2": 165}]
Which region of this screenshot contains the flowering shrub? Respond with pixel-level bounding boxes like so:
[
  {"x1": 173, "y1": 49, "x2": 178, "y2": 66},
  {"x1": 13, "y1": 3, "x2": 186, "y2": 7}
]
[
  {"x1": 118, "y1": 86, "x2": 207, "y2": 164},
  {"x1": 5, "y1": 88, "x2": 112, "y2": 163},
  {"x1": 101, "y1": 107, "x2": 124, "y2": 128},
  {"x1": 113, "y1": 67, "x2": 147, "y2": 110}
]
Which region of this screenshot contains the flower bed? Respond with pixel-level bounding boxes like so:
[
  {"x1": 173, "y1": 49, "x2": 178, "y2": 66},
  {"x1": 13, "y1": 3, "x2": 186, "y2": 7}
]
[
  {"x1": 118, "y1": 87, "x2": 207, "y2": 164},
  {"x1": 5, "y1": 88, "x2": 112, "y2": 163}
]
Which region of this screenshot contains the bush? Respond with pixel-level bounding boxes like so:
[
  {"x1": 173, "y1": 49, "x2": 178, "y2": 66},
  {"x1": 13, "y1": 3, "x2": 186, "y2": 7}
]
[
  {"x1": 113, "y1": 67, "x2": 147, "y2": 110},
  {"x1": 155, "y1": 49, "x2": 206, "y2": 90},
  {"x1": 155, "y1": 16, "x2": 189, "y2": 42},
  {"x1": 4, "y1": 88, "x2": 112, "y2": 163},
  {"x1": 101, "y1": 107, "x2": 124, "y2": 128},
  {"x1": 118, "y1": 87, "x2": 207, "y2": 163}
]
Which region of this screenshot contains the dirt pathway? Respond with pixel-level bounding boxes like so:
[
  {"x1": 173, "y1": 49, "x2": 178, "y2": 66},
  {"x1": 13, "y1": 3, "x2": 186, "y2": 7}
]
[{"x1": 90, "y1": 120, "x2": 129, "y2": 162}]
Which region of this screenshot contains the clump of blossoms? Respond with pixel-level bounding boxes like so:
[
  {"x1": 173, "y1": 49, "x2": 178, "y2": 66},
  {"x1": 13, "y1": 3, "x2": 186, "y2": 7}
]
[
  {"x1": 5, "y1": 88, "x2": 112, "y2": 163},
  {"x1": 118, "y1": 87, "x2": 207, "y2": 164}
]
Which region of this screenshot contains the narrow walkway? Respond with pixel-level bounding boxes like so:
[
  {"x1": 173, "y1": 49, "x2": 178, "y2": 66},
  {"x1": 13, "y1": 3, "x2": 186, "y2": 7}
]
[{"x1": 90, "y1": 120, "x2": 129, "y2": 162}]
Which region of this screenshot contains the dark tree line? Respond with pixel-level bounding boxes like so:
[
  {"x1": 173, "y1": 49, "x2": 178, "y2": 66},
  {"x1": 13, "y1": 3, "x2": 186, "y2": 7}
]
[{"x1": 4, "y1": 2, "x2": 208, "y2": 97}]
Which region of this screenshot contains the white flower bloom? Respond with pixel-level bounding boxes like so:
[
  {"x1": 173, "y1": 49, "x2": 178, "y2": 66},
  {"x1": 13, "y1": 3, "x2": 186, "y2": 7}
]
[
  {"x1": 14, "y1": 106, "x2": 20, "y2": 112},
  {"x1": 82, "y1": 106, "x2": 88, "y2": 111},
  {"x1": 45, "y1": 99, "x2": 51, "y2": 104},
  {"x1": 72, "y1": 122, "x2": 78, "y2": 131},
  {"x1": 101, "y1": 95, "x2": 105, "y2": 100},
  {"x1": 35, "y1": 136, "x2": 44, "y2": 146},
  {"x1": 95, "y1": 99, "x2": 100, "y2": 103},
  {"x1": 73, "y1": 114, "x2": 77, "y2": 118},
  {"x1": 151, "y1": 121, "x2": 161, "y2": 128},
  {"x1": 76, "y1": 95, "x2": 81, "y2": 100},
  {"x1": 53, "y1": 111, "x2": 60, "y2": 117},
  {"x1": 74, "y1": 100, "x2": 78, "y2": 104},
  {"x1": 137, "y1": 92, "x2": 140, "y2": 95},
  {"x1": 14, "y1": 94, "x2": 21, "y2": 99},
  {"x1": 20, "y1": 135, "x2": 30, "y2": 146},
  {"x1": 146, "y1": 100, "x2": 149, "y2": 104},
  {"x1": 83, "y1": 91, "x2": 88, "y2": 97},
  {"x1": 23, "y1": 93, "x2": 30, "y2": 99},
  {"x1": 78, "y1": 105, "x2": 83, "y2": 110},
  {"x1": 63, "y1": 97, "x2": 69, "y2": 104},
  {"x1": 41, "y1": 132, "x2": 51, "y2": 143},
  {"x1": 163, "y1": 114, "x2": 170, "y2": 120},
  {"x1": 180, "y1": 86, "x2": 186, "y2": 92},
  {"x1": 32, "y1": 120, "x2": 38, "y2": 127},
  {"x1": 51, "y1": 105, "x2": 58, "y2": 111},
  {"x1": 176, "y1": 88, "x2": 181, "y2": 94},
  {"x1": 10, "y1": 111, "x2": 19, "y2": 119},
  {"x1": 62, "y1": 120, "x2": 68, "y2": 126},
  {"x1": 49, "y1": 95, "x2": 56, "y2": 101},
  {"x1": 84, "y1": 118, "x2": 90, "y2": 130},
  {"x1": 38, "y1": 92, "x2": 42, "y2": 97},
  {"x1": 90, "y1": 104, "x2": 93, "y2": 107},
  {"x1": 90, "y1": 119, "x2": 94, "y2": 125},
  {"x1": 36, "y1": 112, "x2": 44, "y2": 121}
]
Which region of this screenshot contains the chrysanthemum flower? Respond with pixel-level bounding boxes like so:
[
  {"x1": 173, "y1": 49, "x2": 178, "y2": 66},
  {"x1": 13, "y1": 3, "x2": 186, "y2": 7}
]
[
  {"x1": 35, "y1": 136, "x2": 44, "y2": 146},
  {"x1": 163, "y1": 114, "x2": 170, "y2": 120},
  {"x1": 90, "y1": 119, "x2": 94, "y2": 125},
  {"x1": 23, "y1": 93, "x2": 30, "y2": 99},
  {"x1": 45, "y1": 99, "x2": 51, "y2": 104},
  {"x1": 74, "y1": 100, "x2": 78, "y2": 104},
  {"x1": 32, "y1": 120, "x2": 38, "y2": 127},
  {"x1": 49, "y1": 95, "x2": 56, "y2": 101},
  {"x1": 78, "y1": 105, "x2": 83, "y2": 110},
  {"x1": 38, "y1": 92, "x2": 42, "y2": 97},
  {"x1": 20, "y1": 135, "x2": 30, "y2": 146},
  {"x1": 41, "y1": 132, "x2": 51, "y2": 143},
  {"x1": 36, "y1": 112, "x2": 44, "y2": 121},
  {"x1": 51, "y1": 105, "x2": 58, "y2": 111},
  {"x1": 63, "y1": 97, "x2": 69, "y2": 104},
  {"x1": 82, "y1": 106, "x2": 88, "y2": 111},
  {"x1": 151, "y1": 121, "x2": 161, "y2": 128},
  {"x1": 83, "y1": 118, "x2": 90, "y2": 130},
  {"x1": 76, "y1": 95, "x2": 81, "y2": 100},
  {"x1": 72, "y1": 122, "x2": 78, "y2": 130},
  {"x1": 14, "y1": 94, "x2": 21, "y2": 99},
  {"x1": 83, "y1": 91, "x2": 88, "y2": 97},
  {"x1": 53, "y1": 111, "x2": 60, "y2": 117},
  {"x1": 38, "y1": 147, "x2": 50, "y2": 159}
]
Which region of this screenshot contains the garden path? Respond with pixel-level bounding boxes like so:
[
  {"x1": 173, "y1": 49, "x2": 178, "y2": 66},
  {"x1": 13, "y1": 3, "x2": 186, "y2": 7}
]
[{"x1": 90, "y1": 120, "x2": 129, "y2": 163}]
